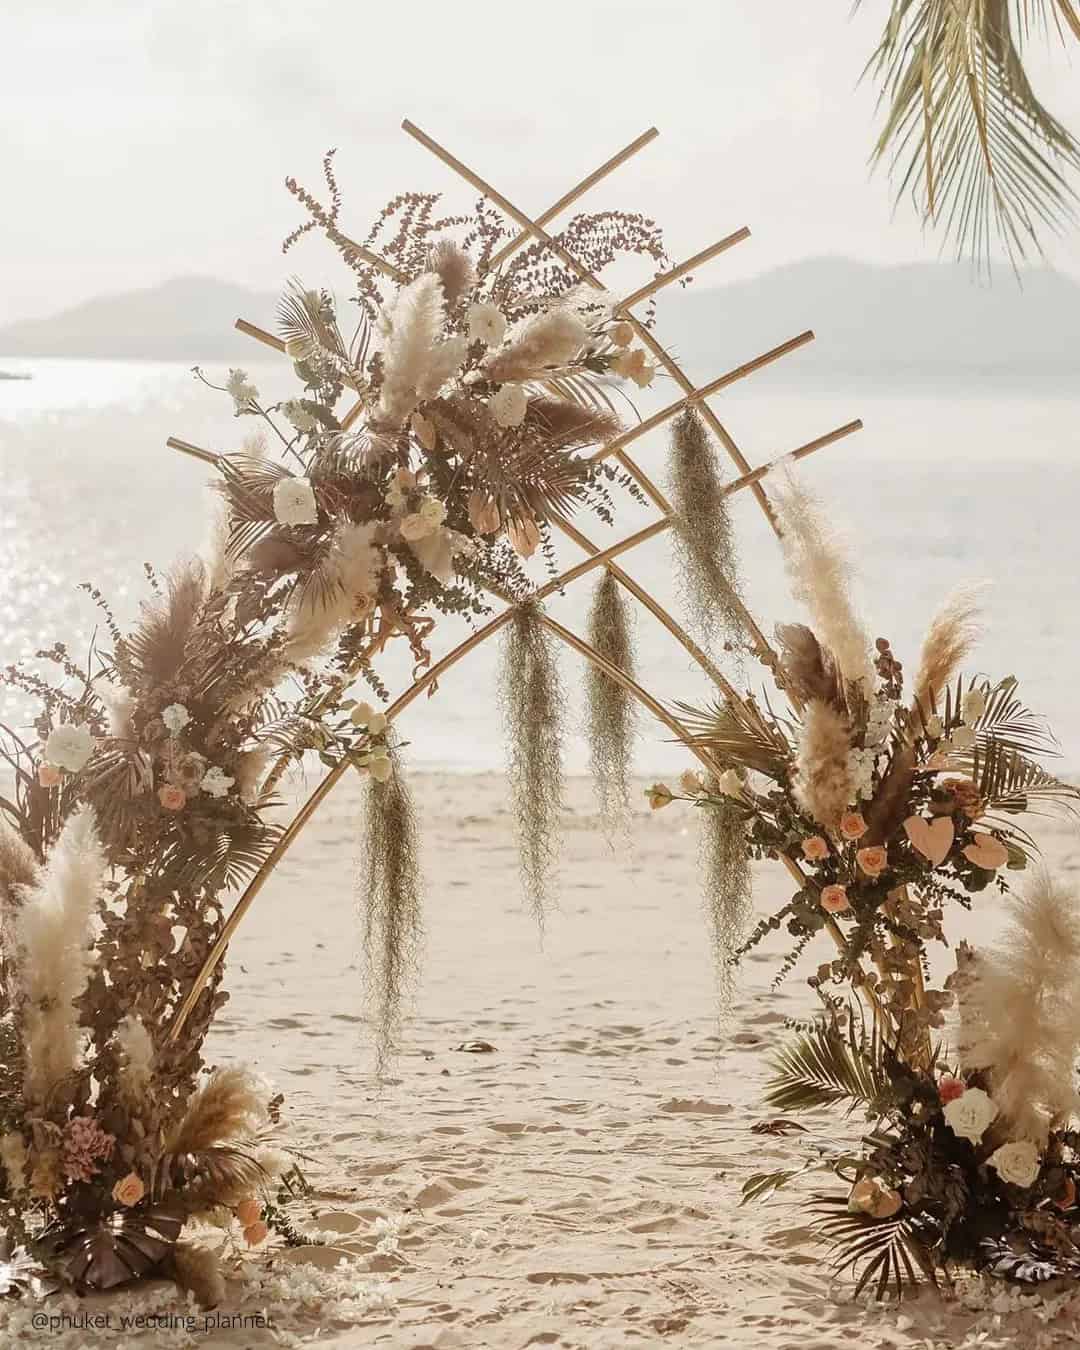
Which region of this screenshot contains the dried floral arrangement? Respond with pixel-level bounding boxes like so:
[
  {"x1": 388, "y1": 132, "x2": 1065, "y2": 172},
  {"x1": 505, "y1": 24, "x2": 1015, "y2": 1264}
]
[{"x1": 649, "y1": 469, "x2": 1080, "y2": 1297}]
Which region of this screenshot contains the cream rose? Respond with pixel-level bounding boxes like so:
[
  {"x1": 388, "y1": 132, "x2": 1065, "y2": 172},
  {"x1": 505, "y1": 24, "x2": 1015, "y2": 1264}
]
[
  {"x1": 988, "y1": 1140, "x2": 1040, "y2": 1188},
  {"x1": 943, "y1": 1085, "x2": 998, "y2": 1143}
]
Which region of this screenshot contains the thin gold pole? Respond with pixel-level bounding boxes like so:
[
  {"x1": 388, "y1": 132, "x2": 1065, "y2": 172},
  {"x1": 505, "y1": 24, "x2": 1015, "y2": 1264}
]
[
  {"x1": 486, "y1": 127, "x2": 660, "y2": 272},
  {"x1": 166, "y1": 437, "x2": 219, "y2": 466},
  {"x1": 235, "y1": 319, "x2": 286, "y2": 354},
  {"x1": 616, "y1": 229, "x2": 751, "y2": 313},
  {"x1": 592, "y1": 330, "x2": 816, "y2": 463},
  {"x1": 716, "y1": 421, "x2": 865, "y2": 499}
]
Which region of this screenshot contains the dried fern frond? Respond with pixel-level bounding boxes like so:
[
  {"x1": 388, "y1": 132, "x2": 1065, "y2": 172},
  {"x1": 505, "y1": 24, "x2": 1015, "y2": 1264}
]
[
  {"x1": 859, "y1": 0, "x2": 1080, "y2": 270},
  {"x1": 360, "y1": 753, "x2": 423, "y2": 1076},
  {"x1": 499, "y1": 602, "x2": 565, "y2": 930},
  {"x1": 669, "y1": 409, "x2": 747, "y2": 653},
  {"x1": 585, "y1": 573, "x2": 637, "y2": 841}
]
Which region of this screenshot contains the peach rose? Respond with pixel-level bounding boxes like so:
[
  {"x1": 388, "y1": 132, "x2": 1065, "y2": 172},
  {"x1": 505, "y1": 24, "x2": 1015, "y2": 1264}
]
[
  {"x1": 838, "y1": 811, "x2": 868, "y2": 842},
  {"x1": 820, "y1": 885, "x2": 850, "y2": 914},
  {"x1": 938, "y1": 1075, "x2": 965, "y2": 1104},
  {"x1": 801, "y1": 835, "x2": 829, "y2": 862},
  {"x1": 37, "y1": 763, "x2": 62, "y2": 788},
  {"x1": 112, "y1": 1172, "x2": 145, "y2": 1207},
  {"x1": 158, "y1": 784, "x2": 186, "y2": 812},
  {"x1": 235, "y1": 1197, "x2": 261, "y2": 1227},
  {"x1": 856, "y1": 845, "x2": 888, "y2": 878},
  {"x1": 848, "y1": 1177, "x2": 902, "y2": 1219},
  {"x1": 243, "y1": 1220, "x2": 269, "y2": 1247}
]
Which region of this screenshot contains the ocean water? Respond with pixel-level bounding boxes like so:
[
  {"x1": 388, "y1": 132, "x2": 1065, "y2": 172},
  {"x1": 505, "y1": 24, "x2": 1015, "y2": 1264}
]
[{"x1": 2, "y1": 357, "x2": 1077, "y2": 775}]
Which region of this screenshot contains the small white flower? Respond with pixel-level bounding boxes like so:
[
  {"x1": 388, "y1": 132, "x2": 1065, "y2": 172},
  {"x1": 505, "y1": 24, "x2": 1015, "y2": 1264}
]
[
  {"x1": 924, "y1": 714, "x2": 944, "y2": 739},
  {"x1": 161, "y1": 703, "x2": 191, "y2": 736},
  {"x1": 717, "y1": 769, "x2": 743, "y2": 798},
  {"x1": 43, "y1": 723, "x2": 95, "y2": 773},
  {"x1": 350, "y1": 701, "x2": 377, "y2": 727},
  {"x1": 467, "y1": 303, "x2": 507, "y2": 347},
  {"x1": 418, "y1": 495, "x2": 447, "y2": 528},
  {"x1": 368, "y1": 713, "x2": 387, "y2": 735},
  {"x1": 490, "y1": 384, "x2": 528, "y2": 428},
  {"x1": 369, "y1": 753, "x2": 393, "y2": 783},
  {"x1": 200, "y1": 766, "x2": 235, "y2": 799},
  {"x1": 943, "y1": 1086, "x2": 998, "y2": 1143},
  {"x1": 961, "y1": 688, "x2": 988, "y2": 724},
  {"x1": 988, "y1": 1139, "x2": 1040, "y2": 1188},
  {"x1": 951, "y1": 725, "x2": 977, "y2": 751},
  {"x1": 225, "y1": 368, "x2": 258, "y2": 411},
  {"x1": 272, "y1": 476, "x2": 319, "y2": 527},
  {"x1": 282, "y1": 399, "x2": 318, "y2": 433}
]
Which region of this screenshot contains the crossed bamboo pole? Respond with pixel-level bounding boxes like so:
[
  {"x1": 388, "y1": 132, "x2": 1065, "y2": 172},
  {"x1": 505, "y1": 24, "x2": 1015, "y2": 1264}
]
[{"x1": 167, "y1": 119, "x2": 875, "y2": 1042}]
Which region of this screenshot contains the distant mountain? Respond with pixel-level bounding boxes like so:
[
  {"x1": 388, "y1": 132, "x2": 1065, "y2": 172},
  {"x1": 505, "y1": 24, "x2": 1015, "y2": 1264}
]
[
  {"x1": 0, "y1": 277, "x2": 279, "y2": 361},
  {"x1": 1, "y1": 262, "x2": 1077, "y2": 380}
]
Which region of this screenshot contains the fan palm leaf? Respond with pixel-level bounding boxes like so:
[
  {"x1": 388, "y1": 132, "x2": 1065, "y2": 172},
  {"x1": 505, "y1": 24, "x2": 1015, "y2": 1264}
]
[
  {"x1": 763, "y1": 1017, "x2": 891, "y2": 1115},
  {"x1": 673, "y1": 694, "x2": 793, "y2": 782},
  {"x1": 809, "y1": 1194, "x2": 931, "y2": 1299}
]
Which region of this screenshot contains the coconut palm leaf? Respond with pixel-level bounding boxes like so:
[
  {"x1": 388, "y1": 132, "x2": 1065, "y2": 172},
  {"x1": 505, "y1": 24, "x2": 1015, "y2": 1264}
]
[
  {"x1": 673, "y1": 694, "x2": 793, "y2": 781},
  {"x1": 858, "y1": 0, "x2": 1080, "y2": 268},
  {"x1": 969, "y1": 738, "x2": 1079, "y2": 815},
  {"x1": 944, "y1": 674, "x2": 1060, "y2": 759},
  {"x1": 763, "y1": 1017, "x2": 891, "y2": 1116},
  {"x1": 809, "y1": 1194, "x2": 930, "y2": 1299},
  {"x1": 277, "y1": 282, "x2": 353, "y2": 367}
]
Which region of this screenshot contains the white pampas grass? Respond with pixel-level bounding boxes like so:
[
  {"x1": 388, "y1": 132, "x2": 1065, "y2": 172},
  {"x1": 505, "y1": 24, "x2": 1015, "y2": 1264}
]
[
  {"x1": 0, "y1": 1131, "x2": 27, "y2": 1193},
  {"x1": 377, "y1": 274, "x2": 467, "y2": 426},
  {"x1": 284, "y1": 522, "x2": 384, "y2": 667},
  {"x1": 955, "y1": 873, "x2": 1080, "y2": 1144},
  {"x1": 770, "y1": 468, "x2": 875, "y2": 693},
  {"x1": 115, "y1": 1013, "x2": 155, "y2": 1104},
  {"x1": 15, "y1": 806, "x2": 106, "y2": 1108},
  {"x1": 485, "y1": 310, "x2": 588, "y2": 383},
  {"x1": 793, "y1": 699, "x2": 854, "y2": 829},
  {"x1": 913, "y1": 583, "x2": 986, "y2": 717}
]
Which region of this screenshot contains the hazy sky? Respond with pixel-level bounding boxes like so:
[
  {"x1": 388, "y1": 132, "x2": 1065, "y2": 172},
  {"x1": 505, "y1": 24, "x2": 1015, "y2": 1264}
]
[{"x1": 5, "y1": 1, "x2": 1080, "y2": 323}]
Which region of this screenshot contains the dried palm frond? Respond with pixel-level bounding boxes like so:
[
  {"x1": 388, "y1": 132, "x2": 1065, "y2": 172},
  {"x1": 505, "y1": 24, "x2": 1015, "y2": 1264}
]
[
  {"x1": 151, "y1": 1143, "x2": 269, "y2": 1210},
  {"x1": 912, "y1": 585, "x2": 984, "y2": 719},
  {"x1": 669, "y1": 408, "x2": 747, "y2": 653},
  {"x1": 858, "y1": 0, "x2": 1080, "y2": 269},
  {"x1": 763, "y1": 1017, "x2": 890, "y2": 1116},
  {"x1": 472, "y1": 426, "x2": 600, "y2": 534},
  {"x1": 809, "y1": 1194, "x2": 929, "y2": 1300},
  {"x1": 674, "y1": 695, "x2": 793, "y2": 783},
  {"x1": 277, "y1": 281, "x2": 352, "y2": 368},
  {"x1": 360, "y1": 752, "x2": 423, "y2": 1076},
  {"x1": 498, "y1": 603, "x2": 565, "y2": 930},
  {"x1": 585, "y1": 573, "x2": 637, "y2": 841},
  {"x1": 167, "y1": 1067, "x2": 268, "y2": 1155},
  {"x1": 955, "y1": 874, "x2": 1080, "y2": 1143},
  {"x1": 36, "y1": 1201, "x2": 184, "y2": 1293},
  {"x1": 793, "y1": 699, "x2": 854, "y2": 829}
]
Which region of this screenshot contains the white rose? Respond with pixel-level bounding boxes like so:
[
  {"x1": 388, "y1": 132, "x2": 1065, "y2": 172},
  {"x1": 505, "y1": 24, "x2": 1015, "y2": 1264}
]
[
  {"x1": 272, "y1": 477, "x2": 319, "y2": 527},
  {"x1": 200, "y1": 766, "x2": 235, "y2": 799},
  {"x1": 418, "y1": 495, "x2": 447, "y2": 528},
  {"x1": 161, "y1": 703, "x2": 191, "y2": 736},
  {"x1": 943, "y1": 1086, "x2": 998, "y2": 1143},
  {"x1": 350, "y1": 701, "x2": 377, "y2": 727},
  {"x1": 988, "y1": 1140, "x2": 1040, "y2": 1188},
  {"x1": 368, "y1": 713, "x2": 387, "y2": 735},
  {"x1": 467, "y1": 303, "x2": 507, "y2": 347},
  {"x1": 490, "y1": 384, "x2": 528, "y2": 428},
  {"x1": 717, "y1": 769, "x2": 743, "y2": 798},
  {"x1": 43, "y1": 723, "x2": 95, "y2": 773},
  {"x1": 961, "y1": 688, "x2": 988, "y2": 724}
]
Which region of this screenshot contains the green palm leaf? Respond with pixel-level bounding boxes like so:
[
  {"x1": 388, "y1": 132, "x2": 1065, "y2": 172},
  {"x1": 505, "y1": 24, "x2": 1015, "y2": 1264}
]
[{"x1": 859, "y1": 0, "x2": 1080, "y2": 268}]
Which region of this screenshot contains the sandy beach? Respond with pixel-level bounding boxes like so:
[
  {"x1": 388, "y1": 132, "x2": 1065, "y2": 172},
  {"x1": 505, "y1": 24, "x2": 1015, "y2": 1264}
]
[{"x1": 77, "y1": 767, "x2": 1068, "y2": 1349}]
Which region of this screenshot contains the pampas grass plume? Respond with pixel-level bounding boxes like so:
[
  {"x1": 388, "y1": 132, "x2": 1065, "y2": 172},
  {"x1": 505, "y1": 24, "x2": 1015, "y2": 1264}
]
[
  {"x1": 378, "y1": 274, "x2": 467, "y2": 425},
  {"x1": 486, "y1": 310, "x2": 587, "y2": 383},
  {"x1": 15, "y1": 806, "x2": 106, "y2": 1108},
  {"x1": 172, "y1": 1240, "x2": 227, "y2": 1309},
  {"x1": 771, "y1": 467, "x2": 874, "y2": 692},
  {"x1": 427, "y1": 239, "x2": 476, "y2": 305},
  {"x1": 913, "y1": 584, "x2": 985, "y2": 717},
  {"x1": 115, "y1": 1013, "x2": 155, "y2": 1104},
  {"x1": 955, "y1": 873, "x2": 1080, "y2": 1144},
  {"x1": 169, "y1": 1066, "x2": 268, "y2": 1154},
  {"x1": 793, "y1": 700, "x2": 854, "y2": 830}
]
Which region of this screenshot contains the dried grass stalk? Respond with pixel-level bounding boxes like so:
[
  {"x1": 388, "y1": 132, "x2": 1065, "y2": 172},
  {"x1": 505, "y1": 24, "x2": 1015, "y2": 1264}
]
[
  {"x1": 913, "y1": 584, "x2": 985, "y2": 718},
  {"x1": 793, "y1": 699, "x2": 853, "y2": 830},
  {"x1": 700, "y1": 797, "x2": 752, "y2": 1022},
  {"x1": 669, "y1": 409, "x2": 747, "y2": 651},
  {"x1": 168, "y1": 1066, "x2": 268, "y2": 1154},
  {"x1": 770, "y1": 467, "x2": 875, "y2": 692},
  {"x1": 954, "y1": 873, "x2": 1080, "y2": 1146},
  {"x1": 360, "y1": 753, "x2": 423, "y2": 1075},
  {"x1": 498, "y1": 602, "x2": 565, "y2": 930},
  {"x1": 15, "y1": 806, "x2": 105, "y2": 1111},
  {"x1": 585, "y1": 573, "x2": 637, "y2": 842}
]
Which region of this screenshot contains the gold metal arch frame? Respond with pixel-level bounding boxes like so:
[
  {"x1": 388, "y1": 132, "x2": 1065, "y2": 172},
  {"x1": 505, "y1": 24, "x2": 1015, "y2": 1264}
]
[{"x1": 166, "y1": 119, "x2": 870, "y2": 1043}]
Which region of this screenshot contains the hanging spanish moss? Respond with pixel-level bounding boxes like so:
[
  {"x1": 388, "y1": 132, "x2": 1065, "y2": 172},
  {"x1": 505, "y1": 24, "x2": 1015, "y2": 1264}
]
[
  {"x1": 498, "y1": 601, "x2": 565, "y2": 931},
  {"x1": 699, "y1": 794, "x2": 752, "y2": 1023},
  {"x1": 585, "y1": 572, "x2": 637, "y2": 843},
  {"x1": 669, "y1": 408, "x2": 746, "y2": 657},
  {"x1": 359, "y1": 752, "x2": 423, "y2": 1075}
]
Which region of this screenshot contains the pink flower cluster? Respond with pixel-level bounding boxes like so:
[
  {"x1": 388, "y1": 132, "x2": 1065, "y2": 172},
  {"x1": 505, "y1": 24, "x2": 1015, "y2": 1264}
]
[{"x1": 61, "y1": 1116, "x2": 116, "y2": 1183}]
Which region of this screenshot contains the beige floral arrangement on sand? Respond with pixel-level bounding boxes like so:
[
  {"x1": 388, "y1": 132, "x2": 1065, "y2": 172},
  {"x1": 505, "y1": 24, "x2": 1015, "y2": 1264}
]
[
  {"x1": 0, "y1": 147, "x2": 691, "y2": 1302},
  {"x1": 647, "y1": 471, "x2": 1080, "y2": 1297}
]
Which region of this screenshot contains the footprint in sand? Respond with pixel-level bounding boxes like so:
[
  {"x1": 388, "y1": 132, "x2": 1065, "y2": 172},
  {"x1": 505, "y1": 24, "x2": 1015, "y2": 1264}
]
[{"x1": 658, "y1": 1098, "x2": 733, "y2": 1115}]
